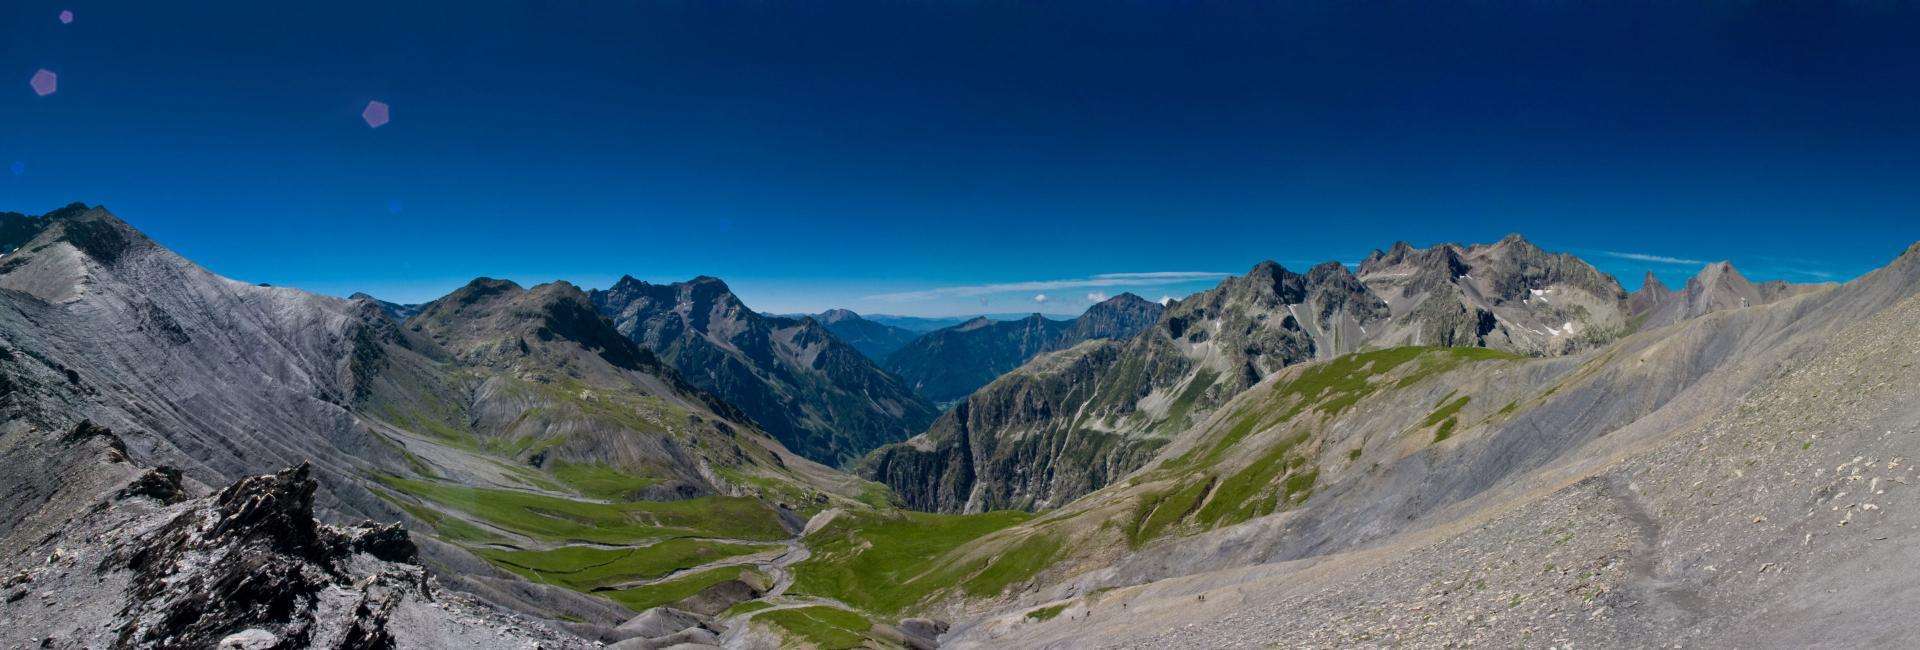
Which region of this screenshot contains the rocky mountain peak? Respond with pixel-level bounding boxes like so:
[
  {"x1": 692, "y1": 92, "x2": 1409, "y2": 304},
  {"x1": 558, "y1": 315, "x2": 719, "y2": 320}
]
[
  {"x1": 1638, "y1": 271, "x2": 1670, "y2": 295},
  {"x1": 1304, "y1": 260, "x2": 1361, "y2": 285},
  {"x1": 1072, "y1": 292, "x2": 1167, "y2": 341},
  {"x1": 0, "y1": 204, "x2": 154, "y2": 272},
  {"x1": 1235, "y1": 260, "x2": 1312, "y2": 305},
  {"x1": 444, "y1": 277, "x2": 524, "y2": 305},
  {"x1": 1492, "y1": 232, "x2": 1537, "y2": 249},
  {"x1": 17, "y1": 204, "x2": 154, "y2": 266},
  {"x1": 1687, "y1": 261, "x2": 1757, "y2": 297},
  {"x1": 682, "y1": 275, "x2": 737, "y2": 302},
  {"x1": 1358, "y1": 241, "x2": 1422, "y2": 274},
  {"x1": 817, "y1": 308, "x2": 861, "y2": 323}
]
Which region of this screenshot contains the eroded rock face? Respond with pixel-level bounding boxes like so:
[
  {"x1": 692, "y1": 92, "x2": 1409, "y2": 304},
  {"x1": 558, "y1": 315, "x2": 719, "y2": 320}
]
[
  {"x1": 107, "y1": 464, "x2": 423, "y2": 648},
  {"x1": 0, "y1": 438, "x2": 586, "y2": 650}
]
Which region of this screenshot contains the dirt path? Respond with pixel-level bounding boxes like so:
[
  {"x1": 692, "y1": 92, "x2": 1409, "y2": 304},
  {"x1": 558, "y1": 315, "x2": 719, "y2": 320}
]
[{"x1": 1606, "y1": 472, "x2": 1708, "y2": 627}]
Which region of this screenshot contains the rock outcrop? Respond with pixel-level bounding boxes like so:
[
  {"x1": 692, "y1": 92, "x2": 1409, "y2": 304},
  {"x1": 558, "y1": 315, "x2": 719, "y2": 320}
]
[{"x1": 0, "y1": 423, "x2": 586, "y2": 649}]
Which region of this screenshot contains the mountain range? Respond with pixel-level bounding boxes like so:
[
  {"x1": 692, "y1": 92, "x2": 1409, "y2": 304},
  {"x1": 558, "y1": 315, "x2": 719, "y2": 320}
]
[
  {"x1": 811, "y1": 308, "x2": 923, "y2": 360},
  {"x1": 588, "y1": 275, "x2": 939, "y2": 467},
  {"x1": 862, "y1": 236, "x2": 1643, "y2": 513},
  {"x1": 5, "y1": 203, "x2": 1916, "y2": 649},
  {"x1": 882, "y1": 293, "x2": 1165, "y2": 406}
]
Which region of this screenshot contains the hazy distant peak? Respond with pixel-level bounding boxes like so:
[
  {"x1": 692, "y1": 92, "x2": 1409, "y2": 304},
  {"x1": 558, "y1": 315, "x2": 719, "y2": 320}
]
[{"x1": 817, "y1": 308, "x2": 862, "y2": 323}]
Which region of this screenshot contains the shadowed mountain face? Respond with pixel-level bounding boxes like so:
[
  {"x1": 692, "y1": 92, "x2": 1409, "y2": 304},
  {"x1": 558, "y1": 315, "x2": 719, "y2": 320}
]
[
  {"x1": 883, "y1": 293, "x2": 1166, "y2": 405},
  {"x1": 590, "y1": 275, "x2": 939, "y2": 466},
  {"x1": 862, "y1": 237, "x2": 1641, "y2": 514},
  {"x1": 812, "y1": 308, "x2": 921, "y2": 360}
]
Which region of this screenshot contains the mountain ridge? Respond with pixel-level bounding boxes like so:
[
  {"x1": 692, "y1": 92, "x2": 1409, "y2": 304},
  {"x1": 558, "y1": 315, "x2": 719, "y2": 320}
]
[
  {"x1": 882, "y1": 292, "x2": 1166, "y2": 406},
  {"x1": 590, "y1": 274, "x2": 939, "y2": 466}
]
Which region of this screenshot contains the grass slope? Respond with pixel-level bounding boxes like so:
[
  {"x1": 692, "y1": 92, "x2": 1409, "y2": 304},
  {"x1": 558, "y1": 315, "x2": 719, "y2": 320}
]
[{"x1": 790, "y1": 509, "x2": 1048, "y2": 615}]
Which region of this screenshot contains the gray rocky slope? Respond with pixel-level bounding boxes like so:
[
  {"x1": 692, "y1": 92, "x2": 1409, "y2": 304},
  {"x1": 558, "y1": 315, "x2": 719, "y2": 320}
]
[
  {"x1": 883, "y1": 293, "x2": 1165, "y2": 406},
  {"x1": 590, "y1": 275, "x2": 939, "y2": 466},
  {"x1": 0, "y1": 205, "x2": 877, "y2": 645},
  {"x1": 922, "y1": 241, "x2": 1920, "y2": 648}
]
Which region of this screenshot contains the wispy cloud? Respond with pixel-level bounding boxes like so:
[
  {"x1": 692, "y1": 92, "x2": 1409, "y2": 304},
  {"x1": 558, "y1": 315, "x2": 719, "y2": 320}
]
[
  {"x1": 1090, "y1": 271, "x2": 1229, "y2": 281},
  {"x1": 1599, "y1": 250, "x2": 1705, "y2": 266},
  {"x1": 863, "y1": 271, "x2": 1231, "y2": 302},
  {"x1": 1085, "y1": 291, "x2": 1108, "y2": 302}
]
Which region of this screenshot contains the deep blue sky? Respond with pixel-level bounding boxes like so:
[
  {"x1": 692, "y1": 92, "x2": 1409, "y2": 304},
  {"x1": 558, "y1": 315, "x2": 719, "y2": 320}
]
[{"x1": 6, "y1": 1, "x2": 1920, "y2": 315}]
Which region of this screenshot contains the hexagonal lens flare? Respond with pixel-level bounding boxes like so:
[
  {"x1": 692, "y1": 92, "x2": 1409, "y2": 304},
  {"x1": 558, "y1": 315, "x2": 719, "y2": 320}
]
[
  {"x1": 30, "y1": 70, "x2": 57, "y2": 96},
  {"x1": 59, "y1": 10, "x2": 74, "y2": 24},
  {"x1": 362, "y1": 100, "x2": 390, "y2": 128}
]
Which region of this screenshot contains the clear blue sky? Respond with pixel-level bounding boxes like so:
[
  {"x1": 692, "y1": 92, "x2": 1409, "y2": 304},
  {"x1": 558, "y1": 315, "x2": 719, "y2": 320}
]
[{"x1": 6, "y1": 1, "x2": 1919, "y2": 316}]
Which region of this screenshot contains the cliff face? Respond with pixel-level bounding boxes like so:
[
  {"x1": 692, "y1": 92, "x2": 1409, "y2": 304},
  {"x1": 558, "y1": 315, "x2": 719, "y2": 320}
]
[
  {"x1": 862, "y1": 340, "x2": 1165, "y2": 512},
  {"x1": 590, "y1": 275, "x2": 938, "y2": 466}
]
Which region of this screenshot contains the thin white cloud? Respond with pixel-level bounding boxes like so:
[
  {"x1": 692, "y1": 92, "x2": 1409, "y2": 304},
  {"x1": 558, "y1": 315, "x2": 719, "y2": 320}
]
[
  {"x1": 1599, "y1": 250, "x2": 1705, "y2": 266},
  {"x1": 1032, "y1": 293, "x2": 1050, "y2": 304},
  {"x1": 1085, "y1": 291, "x2": 1108, "y2": 302},
  {"x1": 863, "y1": 271, "x2": 1231, "y2": 302},
  {"x1": 1091, "y1": 271, "x2": 1230, "y2": 281},
  {"x1": 1158, "y1": 295, "x2": 1175, "y2": 305}
]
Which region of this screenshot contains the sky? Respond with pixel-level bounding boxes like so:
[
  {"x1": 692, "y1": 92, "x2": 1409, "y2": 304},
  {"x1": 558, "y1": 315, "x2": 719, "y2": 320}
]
[{"x1": 5, "y1": 2, "x2": 1920, "y2": 316}]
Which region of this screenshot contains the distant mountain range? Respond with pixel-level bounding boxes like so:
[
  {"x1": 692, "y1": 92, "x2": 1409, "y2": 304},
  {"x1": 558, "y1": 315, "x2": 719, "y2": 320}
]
[
  {"x1": 854, "y1": 313, "x2": 1091, "y2": 332},
  {"x1": 808, "y1": 309, "x2": 922, "y2": 359},
  {"x1": 881, "y1": 294, "x2": 1166, "y2": 406}
]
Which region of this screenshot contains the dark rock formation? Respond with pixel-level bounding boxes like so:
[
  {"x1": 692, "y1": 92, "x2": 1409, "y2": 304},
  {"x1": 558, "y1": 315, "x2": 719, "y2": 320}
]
[{"x1": 590, "y1": 275, "x2": 938, "y2": 466}]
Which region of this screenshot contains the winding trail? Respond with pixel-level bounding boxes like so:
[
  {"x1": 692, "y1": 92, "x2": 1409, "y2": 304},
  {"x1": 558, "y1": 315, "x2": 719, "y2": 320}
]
[
  {"x1": 1606, "y1": 473, "x2": 1708, "y2": 626},
  {"x1": 711, "y1": 533, "x2": 870, "y2": 648}
]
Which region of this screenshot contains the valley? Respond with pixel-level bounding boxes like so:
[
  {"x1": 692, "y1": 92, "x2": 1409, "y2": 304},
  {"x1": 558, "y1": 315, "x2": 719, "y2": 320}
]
[{"x1": 3, "y1": 204, "x2": 1917, "y2": 649}]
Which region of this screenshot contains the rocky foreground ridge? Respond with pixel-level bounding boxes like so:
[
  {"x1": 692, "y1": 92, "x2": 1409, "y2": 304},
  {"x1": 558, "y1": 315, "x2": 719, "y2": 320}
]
[{"x1": 0, "y1": 422, "x2": 585, "y2": 649}]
